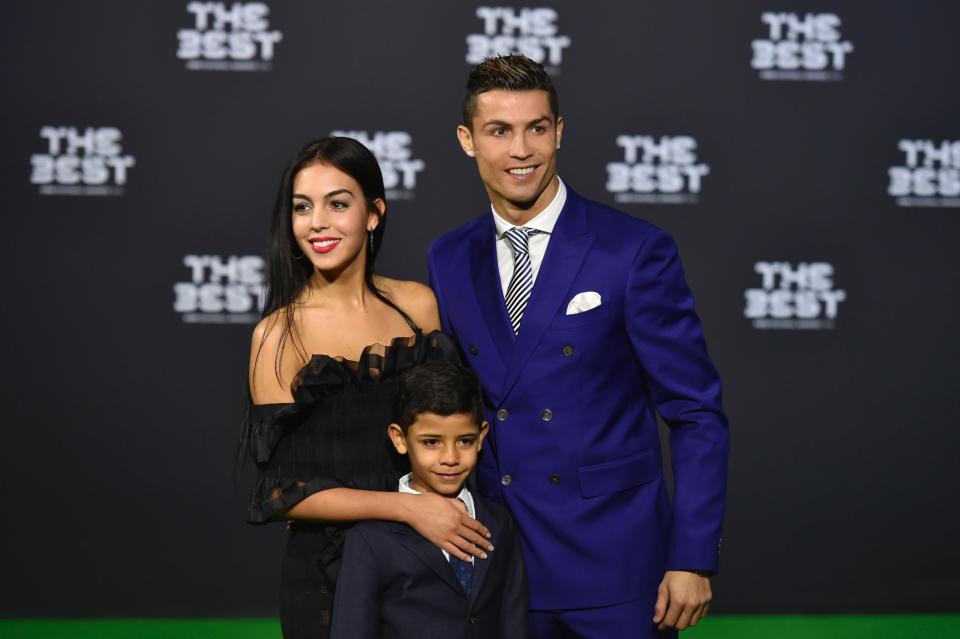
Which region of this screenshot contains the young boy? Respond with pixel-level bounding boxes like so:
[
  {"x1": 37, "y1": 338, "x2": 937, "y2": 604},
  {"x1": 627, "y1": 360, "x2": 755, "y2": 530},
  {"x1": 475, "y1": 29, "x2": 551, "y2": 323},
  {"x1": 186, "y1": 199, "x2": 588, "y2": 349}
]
[{"x1": 330, "y1": 360, "x2": 528, "y2": 639}]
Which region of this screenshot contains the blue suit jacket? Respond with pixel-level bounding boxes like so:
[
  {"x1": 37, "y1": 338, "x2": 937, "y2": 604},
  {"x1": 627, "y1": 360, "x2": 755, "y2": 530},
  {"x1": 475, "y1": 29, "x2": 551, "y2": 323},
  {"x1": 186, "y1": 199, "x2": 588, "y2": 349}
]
[{"x1": 428, "y1": 187, "x2": 729, "y2": 610}]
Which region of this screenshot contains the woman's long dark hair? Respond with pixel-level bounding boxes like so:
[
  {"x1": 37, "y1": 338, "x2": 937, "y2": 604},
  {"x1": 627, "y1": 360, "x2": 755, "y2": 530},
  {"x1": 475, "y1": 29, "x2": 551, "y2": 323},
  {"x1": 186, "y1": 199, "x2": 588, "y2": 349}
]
[
  {"x1": 258, "y1": 137, "x2": 413, "y2": 384},
  {"x1": 238, "y1": 138, "x2": 415, "y2": 471}
]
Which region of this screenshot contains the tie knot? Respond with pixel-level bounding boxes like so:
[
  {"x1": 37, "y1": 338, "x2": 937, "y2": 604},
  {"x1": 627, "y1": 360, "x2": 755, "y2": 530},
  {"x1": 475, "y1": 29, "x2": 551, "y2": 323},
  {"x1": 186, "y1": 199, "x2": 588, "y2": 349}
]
[{"x1": 504, "y1": 226, "x2": 537, "y2": 256}]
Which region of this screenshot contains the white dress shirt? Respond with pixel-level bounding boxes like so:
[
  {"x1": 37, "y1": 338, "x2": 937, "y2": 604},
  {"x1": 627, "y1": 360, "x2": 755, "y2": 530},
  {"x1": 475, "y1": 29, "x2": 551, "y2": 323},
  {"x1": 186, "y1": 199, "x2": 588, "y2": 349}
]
[
  {"x1": 398, "y1": 472, "x2": 476, "y2": 563},
  {"x1": 492, "y1": 177, "x2": 567, "y2": 296}
]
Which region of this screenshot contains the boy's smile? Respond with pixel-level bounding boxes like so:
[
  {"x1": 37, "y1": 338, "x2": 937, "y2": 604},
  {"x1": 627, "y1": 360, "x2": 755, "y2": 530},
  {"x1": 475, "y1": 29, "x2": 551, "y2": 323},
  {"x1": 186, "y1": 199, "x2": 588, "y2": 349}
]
[{"x1": 389, "y1": 412, "x2": 489, "y2": 497}]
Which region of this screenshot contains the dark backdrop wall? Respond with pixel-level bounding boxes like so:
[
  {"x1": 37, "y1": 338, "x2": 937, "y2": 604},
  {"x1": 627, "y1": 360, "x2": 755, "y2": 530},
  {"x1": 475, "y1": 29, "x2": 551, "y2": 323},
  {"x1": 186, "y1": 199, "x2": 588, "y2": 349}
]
[{"x1": 2, "y1": 0, "x2": 958, "y2": 617}]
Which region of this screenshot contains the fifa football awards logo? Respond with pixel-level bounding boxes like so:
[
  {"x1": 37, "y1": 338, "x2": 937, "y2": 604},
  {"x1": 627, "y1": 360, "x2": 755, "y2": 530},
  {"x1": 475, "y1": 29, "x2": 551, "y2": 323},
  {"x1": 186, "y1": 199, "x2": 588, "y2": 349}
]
[
  {"x1": 330, "y1": 130, "x2": 425, "y2": 201},
  {"x1": 466, "y1": 6, "x2": 571, "y2": 69},
  {"x1": 177, "y1": 2, "x2": 283, "y2": 71},
  {"x1": 744, "y1": 262, "x2": 847, "y2": 330},
  {"x1": 173, "y1": 255, "x2": 265, "y2": 324},
  {"x1": 606, "y1": 135, "x2": 709, "y2": 205},
  {"x1": 751, "y1": 12, "x2": 853, "y2": 81},
  {"x1": 30, "y1": 126, "x2": 136, "y2": 196},
  {"x1": 888, "y1": 139, "x2": 960, "y2": 208}
]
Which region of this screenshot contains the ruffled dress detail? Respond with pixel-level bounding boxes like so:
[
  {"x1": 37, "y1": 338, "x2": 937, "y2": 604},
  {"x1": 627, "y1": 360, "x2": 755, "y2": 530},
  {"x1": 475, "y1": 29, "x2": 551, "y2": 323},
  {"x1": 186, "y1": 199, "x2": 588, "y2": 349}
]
[{"x1": 247, "y1": 329, "x2": 460, "y2": 523}]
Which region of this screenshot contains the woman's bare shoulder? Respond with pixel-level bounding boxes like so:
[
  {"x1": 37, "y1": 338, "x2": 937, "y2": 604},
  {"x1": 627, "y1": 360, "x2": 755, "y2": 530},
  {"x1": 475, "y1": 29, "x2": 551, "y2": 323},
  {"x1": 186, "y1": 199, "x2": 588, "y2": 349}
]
[
  {"x1": 375, "y1": 275, "x2": 434, "y2": 299},
  {"x1": 249, "y1": 309, "x2": 300, "y2": 404},
  {"x1": 374, "y1": 276, "x2": 441, "y2": 332},
  {"x1": 250, "y1": 308, "x2": 290, "y2": 351}
]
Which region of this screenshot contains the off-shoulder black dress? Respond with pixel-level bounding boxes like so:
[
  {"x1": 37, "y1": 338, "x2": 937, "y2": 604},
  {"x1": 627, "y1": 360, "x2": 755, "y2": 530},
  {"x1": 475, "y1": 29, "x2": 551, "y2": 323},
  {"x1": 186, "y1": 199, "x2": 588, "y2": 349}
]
[{"x1": 245, "y1": 328, "x2": 459, "y2": 639}]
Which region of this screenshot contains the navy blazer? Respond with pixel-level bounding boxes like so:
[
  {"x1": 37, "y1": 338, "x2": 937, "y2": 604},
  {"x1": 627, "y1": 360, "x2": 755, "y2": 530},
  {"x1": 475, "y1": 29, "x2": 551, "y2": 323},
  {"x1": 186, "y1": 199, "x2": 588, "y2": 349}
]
[
  {"x1": 331, "y1": 495, "x2": 528, "y2": 639},
  {"x1": 428, "y1": 187, "x2": 729, "y2": 610}
]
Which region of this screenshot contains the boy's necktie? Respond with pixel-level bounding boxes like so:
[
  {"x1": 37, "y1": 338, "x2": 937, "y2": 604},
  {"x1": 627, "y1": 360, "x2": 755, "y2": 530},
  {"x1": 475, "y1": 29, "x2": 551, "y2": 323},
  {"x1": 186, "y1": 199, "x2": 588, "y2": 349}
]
[
  {"x1": 448, "y1": 553, "x2": 473, "y2": 595},
  {"x1": 504, "y1": 226, "x2": 541, "y2": 334}
]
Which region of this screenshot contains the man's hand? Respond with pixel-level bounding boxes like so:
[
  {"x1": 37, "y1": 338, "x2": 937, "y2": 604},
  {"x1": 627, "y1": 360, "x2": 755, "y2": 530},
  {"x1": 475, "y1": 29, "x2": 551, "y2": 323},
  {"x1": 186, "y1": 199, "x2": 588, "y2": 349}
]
[{"x1": 653, "y1": 570, "x2": 712, "y2": 630}]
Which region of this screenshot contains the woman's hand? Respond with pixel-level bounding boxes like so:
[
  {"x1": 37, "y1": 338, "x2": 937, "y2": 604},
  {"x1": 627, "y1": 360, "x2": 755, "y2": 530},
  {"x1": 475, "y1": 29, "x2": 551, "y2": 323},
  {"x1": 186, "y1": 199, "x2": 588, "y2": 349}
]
[{"x1": 401, "y1": 492, "x2": 493, "y2": 561}]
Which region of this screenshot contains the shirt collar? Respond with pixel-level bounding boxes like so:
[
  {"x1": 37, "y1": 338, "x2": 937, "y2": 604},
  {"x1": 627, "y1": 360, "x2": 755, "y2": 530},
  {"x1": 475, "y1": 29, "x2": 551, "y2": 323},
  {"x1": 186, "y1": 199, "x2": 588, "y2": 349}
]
[
  {"x1": 492, "y1": 177, "x2": 567, "y2": 239},
  {"x1": 398, "y1": 473, "x2": 475, "y2": 518}
]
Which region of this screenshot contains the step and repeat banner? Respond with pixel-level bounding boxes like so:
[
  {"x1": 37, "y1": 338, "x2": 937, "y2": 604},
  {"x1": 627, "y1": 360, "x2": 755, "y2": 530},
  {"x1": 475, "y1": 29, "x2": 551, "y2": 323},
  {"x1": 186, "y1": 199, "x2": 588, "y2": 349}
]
[{"x1": 2, "y1": 0, "x2": 958, "y2": 617}]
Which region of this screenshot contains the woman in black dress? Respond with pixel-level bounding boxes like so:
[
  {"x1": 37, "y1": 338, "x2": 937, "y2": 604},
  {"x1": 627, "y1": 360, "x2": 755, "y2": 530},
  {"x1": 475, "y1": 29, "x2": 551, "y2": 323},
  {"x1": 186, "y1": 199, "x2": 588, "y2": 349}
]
[{"x1": 241, "y1": 138, "x2": 492, "y2": 638}]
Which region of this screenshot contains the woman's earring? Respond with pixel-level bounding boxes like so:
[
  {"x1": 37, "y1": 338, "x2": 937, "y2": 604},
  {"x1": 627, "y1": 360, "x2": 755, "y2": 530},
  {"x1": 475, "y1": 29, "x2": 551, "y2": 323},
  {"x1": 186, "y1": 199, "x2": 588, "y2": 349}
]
[{"x1": 368, "y1": 230, "x2": 375, "y2": 254}]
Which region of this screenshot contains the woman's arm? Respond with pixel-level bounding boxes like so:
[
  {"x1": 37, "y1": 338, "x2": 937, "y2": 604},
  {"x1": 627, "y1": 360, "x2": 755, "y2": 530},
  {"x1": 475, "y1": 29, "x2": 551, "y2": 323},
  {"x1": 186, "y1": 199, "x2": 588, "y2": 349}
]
[
  {"x1": 249, "y1": 312, "x2": 300, "y2": 403},
  {"x1": 287, "y1": 487, "x2": 493, "y2": 561}
]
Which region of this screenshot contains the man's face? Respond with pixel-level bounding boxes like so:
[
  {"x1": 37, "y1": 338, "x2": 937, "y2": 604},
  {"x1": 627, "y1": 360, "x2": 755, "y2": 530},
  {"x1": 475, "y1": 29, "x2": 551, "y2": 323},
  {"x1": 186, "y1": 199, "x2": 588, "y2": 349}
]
[
  {"x1": 388, "y1": 413, "x2": 488, "y2": 498},
  {"x1": 457, "y1": 89, "x2": 563, "y2": 222}
]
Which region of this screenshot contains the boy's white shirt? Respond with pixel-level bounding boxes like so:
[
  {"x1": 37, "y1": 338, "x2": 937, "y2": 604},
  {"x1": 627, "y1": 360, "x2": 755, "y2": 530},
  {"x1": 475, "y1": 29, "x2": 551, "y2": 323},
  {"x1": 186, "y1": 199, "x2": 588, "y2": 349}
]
[{"x1": 398, "y1": 472, "x2": 476, "y2": 563}]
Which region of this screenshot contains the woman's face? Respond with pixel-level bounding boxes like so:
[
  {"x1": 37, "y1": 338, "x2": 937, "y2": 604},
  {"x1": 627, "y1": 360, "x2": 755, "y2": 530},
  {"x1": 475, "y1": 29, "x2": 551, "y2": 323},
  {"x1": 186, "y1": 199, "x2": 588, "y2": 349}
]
[{"x1": 291, "y1": 162, "x2": 382, "y2": 275}]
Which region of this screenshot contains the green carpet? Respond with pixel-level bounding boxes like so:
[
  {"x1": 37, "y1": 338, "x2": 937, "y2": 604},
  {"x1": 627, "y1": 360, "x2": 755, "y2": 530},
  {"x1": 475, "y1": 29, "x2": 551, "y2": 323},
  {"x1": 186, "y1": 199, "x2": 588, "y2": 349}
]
[
  {"x1": 684, "y1": 614, "x2": 960, "y2": 638},
  {"x1": 0, "y1": 615, "x2": 958, "y2": 638},
  {"x1": 0, "y1": 619, "x2": 279, "y2": 639}
]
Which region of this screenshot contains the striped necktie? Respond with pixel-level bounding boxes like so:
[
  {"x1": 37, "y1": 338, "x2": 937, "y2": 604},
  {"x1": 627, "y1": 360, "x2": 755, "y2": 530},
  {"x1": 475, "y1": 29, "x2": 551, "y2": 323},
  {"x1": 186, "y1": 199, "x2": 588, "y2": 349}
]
[{"x1": 504, "y1": 226, "x2": 540, "y2": 334}]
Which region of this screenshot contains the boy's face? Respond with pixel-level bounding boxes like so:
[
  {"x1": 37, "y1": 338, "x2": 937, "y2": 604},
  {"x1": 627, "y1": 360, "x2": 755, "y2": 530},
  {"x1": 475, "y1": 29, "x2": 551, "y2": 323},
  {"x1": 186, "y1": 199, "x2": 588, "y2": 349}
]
[{"x1": 388, "y1": 412, "x2": 489, "y2": 497}]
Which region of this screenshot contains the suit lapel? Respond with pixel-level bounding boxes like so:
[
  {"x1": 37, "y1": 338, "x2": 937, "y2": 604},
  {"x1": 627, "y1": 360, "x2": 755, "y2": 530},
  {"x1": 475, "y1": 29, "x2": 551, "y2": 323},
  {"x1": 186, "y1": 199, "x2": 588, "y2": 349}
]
[
  {"x1": 391, "y1": 522, "x2": 466, "y2": 597},
  {"x1": 468, "y1": 497, "x2": 502, "y2": 607},
  {"x1": 501, "y1": 191, "x2": 594, "y2": 399},
  {"x1": 470, "y1": 217, "x2": 514, "y2": 368}
]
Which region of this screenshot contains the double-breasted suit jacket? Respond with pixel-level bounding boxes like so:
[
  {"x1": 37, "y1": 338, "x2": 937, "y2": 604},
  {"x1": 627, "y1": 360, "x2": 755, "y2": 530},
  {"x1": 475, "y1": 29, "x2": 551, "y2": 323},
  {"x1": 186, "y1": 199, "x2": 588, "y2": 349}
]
[
  {"x1": 331, "y1": 495, "x2": 527, "y2": 639},
  {"x1": 428, "y1": 187, "x2": 729, "y2": 610}
]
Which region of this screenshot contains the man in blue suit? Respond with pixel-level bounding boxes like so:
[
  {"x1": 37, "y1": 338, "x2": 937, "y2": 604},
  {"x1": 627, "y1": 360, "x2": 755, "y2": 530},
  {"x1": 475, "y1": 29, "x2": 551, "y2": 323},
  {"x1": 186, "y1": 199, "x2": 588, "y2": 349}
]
[{"x1": 427, "y1": 55, "x2": 730, "y2": 638}]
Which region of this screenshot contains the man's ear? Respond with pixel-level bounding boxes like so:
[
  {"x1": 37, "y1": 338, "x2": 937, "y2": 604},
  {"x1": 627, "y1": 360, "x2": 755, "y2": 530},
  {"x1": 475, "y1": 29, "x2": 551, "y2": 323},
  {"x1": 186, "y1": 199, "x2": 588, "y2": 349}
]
[
  {"x1": 477, "y1": 421, "x2": 490, "y2": 451},
  {"x1": 457, "y1": 125, "x2": 476, "y2": 158},
  {"x1": 387, "y1": 423, "x2": 408, "y2": 454},
  {"x1": 555, "y1": 116, "x2": 564, "y2": 150}
]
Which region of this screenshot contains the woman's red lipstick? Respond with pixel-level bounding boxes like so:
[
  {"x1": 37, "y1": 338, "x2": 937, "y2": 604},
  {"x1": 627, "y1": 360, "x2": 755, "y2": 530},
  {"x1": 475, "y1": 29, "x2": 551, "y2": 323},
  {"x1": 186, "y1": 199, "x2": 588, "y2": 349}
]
[{"x1": 308, "y1": 237, "x2": 341, "y2": 253}]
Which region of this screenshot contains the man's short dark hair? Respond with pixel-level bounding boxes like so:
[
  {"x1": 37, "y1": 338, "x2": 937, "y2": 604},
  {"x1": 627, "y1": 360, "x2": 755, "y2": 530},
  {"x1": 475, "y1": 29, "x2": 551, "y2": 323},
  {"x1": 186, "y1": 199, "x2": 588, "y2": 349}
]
[
  {"x1": 394, "y1": 361, "x2": 485, "y2": 433},
  {"x1": 463, "y1": 54, "x2": 560, "y2": 128}
]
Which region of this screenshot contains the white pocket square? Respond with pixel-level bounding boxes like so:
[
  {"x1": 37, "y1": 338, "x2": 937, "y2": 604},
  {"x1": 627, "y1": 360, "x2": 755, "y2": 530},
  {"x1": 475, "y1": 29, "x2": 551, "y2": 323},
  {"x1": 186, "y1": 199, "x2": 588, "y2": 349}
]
[{"x1": 566, "y1": 291, "x2": 602, "y2": 315}]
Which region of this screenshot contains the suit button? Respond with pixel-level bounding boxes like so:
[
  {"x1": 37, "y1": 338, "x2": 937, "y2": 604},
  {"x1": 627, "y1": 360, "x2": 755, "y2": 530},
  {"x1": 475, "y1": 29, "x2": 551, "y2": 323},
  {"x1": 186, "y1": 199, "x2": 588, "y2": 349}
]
[
  {"x1": 469, "y1": 344, "x2": 479, "y2": 356},
  {"x1": 562, "y1": 345, "x2": 574, "y2": 357},
  {"x1": 501, "y1": 474, "x2": 513, "y2": 486},
  {"x1": 540, "y1": 409, "x2": 553, "y2": 422},
  {"x1": 549, "y1": 474, "x2": 560, "y2": 484},
  {"x1": 497, "y1": 409, "x2": 509, "y2": 421},
  {"x1": 468, "y1": 617, "x2": 478, "y2": 624}
]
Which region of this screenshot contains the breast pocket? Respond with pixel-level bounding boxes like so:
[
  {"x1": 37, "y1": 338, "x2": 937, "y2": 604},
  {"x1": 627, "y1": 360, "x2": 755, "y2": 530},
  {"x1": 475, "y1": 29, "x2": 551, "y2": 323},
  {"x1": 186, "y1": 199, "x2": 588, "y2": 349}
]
[{"x1": 549, "y1": 303, "x2": 611, "y2": 330}]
